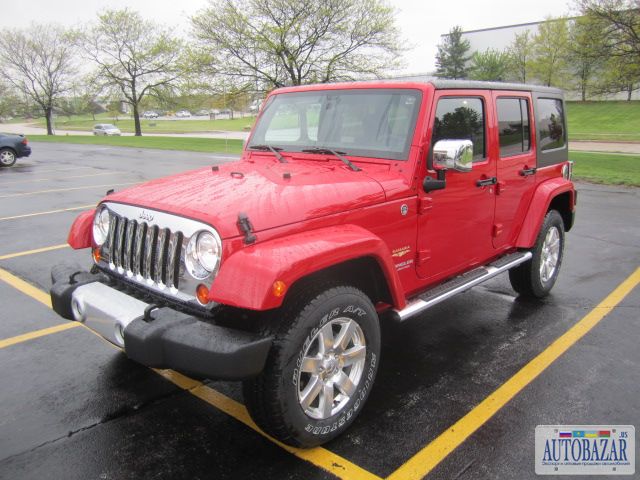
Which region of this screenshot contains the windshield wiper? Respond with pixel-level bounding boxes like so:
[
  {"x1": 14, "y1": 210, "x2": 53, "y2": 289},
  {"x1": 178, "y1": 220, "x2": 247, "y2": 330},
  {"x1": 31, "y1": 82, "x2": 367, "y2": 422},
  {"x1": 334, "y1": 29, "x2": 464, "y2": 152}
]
[
  {"x1": 301, "y1": 147, "x2": 361, "y2": 172},
  {"x1": 249, "y1": 144, "x2": 287, "y2": 163}
]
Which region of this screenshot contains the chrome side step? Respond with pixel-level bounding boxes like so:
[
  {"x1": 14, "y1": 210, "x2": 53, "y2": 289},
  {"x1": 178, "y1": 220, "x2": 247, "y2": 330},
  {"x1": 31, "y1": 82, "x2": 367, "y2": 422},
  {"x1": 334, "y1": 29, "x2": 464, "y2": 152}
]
[{"x1": 391, "y1": 251, "x2": 532, "y2": 323}]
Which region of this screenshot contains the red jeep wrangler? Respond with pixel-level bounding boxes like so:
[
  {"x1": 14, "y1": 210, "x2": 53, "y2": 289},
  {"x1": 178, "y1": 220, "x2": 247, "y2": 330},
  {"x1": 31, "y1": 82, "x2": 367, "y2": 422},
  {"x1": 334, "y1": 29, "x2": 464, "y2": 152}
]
[{"x1": 51, "y1": 79, "x2": 576, "y2": 447}]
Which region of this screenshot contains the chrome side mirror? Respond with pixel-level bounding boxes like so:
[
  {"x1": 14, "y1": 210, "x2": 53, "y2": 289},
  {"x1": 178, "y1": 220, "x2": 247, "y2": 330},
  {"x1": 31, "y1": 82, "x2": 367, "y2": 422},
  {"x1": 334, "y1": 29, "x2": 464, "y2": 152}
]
[{"x1": 433, "y1": 139, "x2": 473, "y2": 172}]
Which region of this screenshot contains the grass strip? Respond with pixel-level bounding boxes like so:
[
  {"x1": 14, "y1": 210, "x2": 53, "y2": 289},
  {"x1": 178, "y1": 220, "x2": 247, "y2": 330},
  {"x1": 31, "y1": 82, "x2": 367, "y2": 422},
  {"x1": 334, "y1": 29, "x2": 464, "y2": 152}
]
[
  {"x1": 28, "y1": 135, "x2": 243, "y2": 154},
  {"x1": 571, "y1": 151, "x2": 640, "y2": 186}
]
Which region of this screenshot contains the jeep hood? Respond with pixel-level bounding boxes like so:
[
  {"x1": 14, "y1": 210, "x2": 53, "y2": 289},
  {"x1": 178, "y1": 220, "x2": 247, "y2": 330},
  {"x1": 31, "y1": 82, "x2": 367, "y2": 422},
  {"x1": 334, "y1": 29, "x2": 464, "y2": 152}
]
[{"x1": 106, "y1": 160, "x2": 387, "y2": 239}]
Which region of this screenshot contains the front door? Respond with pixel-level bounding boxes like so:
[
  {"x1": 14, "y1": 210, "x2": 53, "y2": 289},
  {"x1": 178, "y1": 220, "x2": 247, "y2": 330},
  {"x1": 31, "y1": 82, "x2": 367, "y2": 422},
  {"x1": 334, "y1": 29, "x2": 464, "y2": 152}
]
[{"x1": 416, "y1": 90, "x2": 498, "y2": 281}]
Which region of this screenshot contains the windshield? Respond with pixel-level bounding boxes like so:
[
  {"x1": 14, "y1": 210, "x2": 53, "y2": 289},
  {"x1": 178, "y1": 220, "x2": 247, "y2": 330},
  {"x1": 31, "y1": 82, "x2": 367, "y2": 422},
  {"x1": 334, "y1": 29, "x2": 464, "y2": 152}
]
[{"x1": 248, "y1": 89, "x2": 422, "y2": 161}]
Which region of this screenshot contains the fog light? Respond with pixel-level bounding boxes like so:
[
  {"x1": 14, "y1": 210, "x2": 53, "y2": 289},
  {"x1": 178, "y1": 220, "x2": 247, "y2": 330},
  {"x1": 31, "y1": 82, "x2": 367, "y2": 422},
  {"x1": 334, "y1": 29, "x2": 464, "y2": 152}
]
[
  {"x1": 196, "y1": 284, "x2": 210, "y2": 305},
  {"x1": 272, "y1": 280, "x2": 287, "y2": 298}
]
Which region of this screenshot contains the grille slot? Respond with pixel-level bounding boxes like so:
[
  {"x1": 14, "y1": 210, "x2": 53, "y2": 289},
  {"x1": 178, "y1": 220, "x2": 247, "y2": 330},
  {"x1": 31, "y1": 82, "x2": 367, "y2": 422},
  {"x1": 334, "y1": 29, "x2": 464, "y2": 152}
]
[{"x1": 107, "y1": 213, "x2": 182, "y2": 289}]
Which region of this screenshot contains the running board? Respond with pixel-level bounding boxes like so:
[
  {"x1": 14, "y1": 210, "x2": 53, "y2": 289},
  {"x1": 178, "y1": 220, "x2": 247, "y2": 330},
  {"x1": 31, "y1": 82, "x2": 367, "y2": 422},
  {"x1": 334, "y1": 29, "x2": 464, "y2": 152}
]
[{"x1": 390, "y1": 251, "x2": 532, "y2": 323}]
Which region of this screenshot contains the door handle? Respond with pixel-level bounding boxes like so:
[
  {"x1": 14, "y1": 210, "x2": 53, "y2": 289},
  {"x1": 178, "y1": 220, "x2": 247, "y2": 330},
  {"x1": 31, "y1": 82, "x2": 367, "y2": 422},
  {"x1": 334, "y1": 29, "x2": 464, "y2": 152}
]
[
  {"x1": 476, "y1": 176, "x2": 497, "y2": 187},
  {"x1": 520, "y1": 167, "x2": 537, "y2": 176}
]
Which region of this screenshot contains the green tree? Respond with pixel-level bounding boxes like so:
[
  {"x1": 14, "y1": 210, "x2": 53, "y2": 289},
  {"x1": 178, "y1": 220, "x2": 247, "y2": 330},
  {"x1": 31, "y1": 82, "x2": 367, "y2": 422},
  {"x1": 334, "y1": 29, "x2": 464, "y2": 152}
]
[
  {"x1": 0, "y1": 25, "x2": 76, "y2": 135},
  {"x1": 0, "y1": 81, "x2": 19, "y2": 119},
  {"x1": 468, "y1": 49, "x2": 512, "y2": 81},
  {"x1": 530, "y1": 17, "x2": 571, "y2": 87},
  {"x1": 568, "y1": 16, "x2": 607, "y2": 100},
  {"x1": 595, "y1": 56, "x2": 640, "y2": 100},
  {"x1": 191, "y1": 0, "x2": 402, "y2": 90},
  {"x1": 435, "y1": 26, "x2": 471, "y2": 79},
  {"x1": 80, "y1": 9, "x2": 184, "y2": 136},
  {"x1": 507, "y1": 31, "x2": 534, "y2": 83}
]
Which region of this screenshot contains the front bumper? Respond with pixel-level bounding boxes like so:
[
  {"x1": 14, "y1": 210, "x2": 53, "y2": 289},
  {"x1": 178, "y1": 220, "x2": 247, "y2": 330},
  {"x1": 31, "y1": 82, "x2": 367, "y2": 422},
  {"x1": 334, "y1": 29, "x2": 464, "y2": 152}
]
[{"x1": 50, "y1": 265, "x2": 272, "y2": 380}]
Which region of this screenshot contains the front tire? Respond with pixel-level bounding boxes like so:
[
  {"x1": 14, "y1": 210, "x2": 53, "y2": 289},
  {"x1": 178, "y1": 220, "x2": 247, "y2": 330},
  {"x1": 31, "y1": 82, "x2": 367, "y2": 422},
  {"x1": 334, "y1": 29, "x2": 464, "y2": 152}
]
[
  {"x1": 509, "y1": 210, "x2": 565, "y2": 298},
  {"x1": 0, "y1": 148, "x2": 16, "y2": 167},
  {"x1": 243, "y1": 285, "x2": 380, "y2": 448}
]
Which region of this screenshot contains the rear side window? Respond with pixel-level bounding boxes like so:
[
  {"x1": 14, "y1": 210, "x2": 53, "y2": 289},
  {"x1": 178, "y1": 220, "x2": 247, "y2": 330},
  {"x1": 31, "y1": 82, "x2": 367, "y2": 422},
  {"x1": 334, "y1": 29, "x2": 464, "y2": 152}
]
[
  {"x1": 537, "y1": 98, "x2": 565, "y2": 151},
  {"x1": 497, "y1": 98, "x2": 530, "y2": 157},
  {"x1": 432, "y1": 97, "x2": 485, "y2": 161}
]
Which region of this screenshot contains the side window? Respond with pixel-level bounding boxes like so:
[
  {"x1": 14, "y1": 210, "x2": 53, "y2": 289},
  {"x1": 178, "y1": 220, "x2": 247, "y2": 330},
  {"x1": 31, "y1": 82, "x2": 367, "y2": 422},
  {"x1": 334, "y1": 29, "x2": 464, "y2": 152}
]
[
  {"x1": 537, "y1": 98, "x2": 565, "y2": 151},
  {"x1": 497, "y1": 98, "x2": 530, "y2": 157},
  {"x1": 433, "y1": 97, "x2": 485, "y2": 161}
]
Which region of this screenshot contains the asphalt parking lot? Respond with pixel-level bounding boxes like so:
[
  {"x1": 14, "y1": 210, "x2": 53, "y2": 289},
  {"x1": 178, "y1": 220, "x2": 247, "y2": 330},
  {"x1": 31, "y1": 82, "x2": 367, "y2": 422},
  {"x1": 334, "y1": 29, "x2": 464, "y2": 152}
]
[{"x1": 0, "y1": 142, "x2": 638, "y2": 480}]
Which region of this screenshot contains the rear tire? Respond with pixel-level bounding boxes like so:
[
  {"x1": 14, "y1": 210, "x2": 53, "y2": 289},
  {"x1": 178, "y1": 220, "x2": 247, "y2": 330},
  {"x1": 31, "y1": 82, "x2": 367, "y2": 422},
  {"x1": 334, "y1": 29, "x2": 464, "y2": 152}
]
[
  {"x1": 0, "y1": 148, "x2": 16, "y2": 167},
  {"x1": 509, "y1": 210, "x2": 564, "y2": 298},
  {"x1": 243, "y1": 285, "x2": 380, "y2": 448}
]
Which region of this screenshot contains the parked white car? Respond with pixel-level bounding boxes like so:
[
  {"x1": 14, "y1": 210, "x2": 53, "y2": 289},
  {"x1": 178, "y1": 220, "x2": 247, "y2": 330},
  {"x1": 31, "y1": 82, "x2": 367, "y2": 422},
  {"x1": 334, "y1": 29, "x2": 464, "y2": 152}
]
[
  {"x1": 175, "y1": 110, "x2": 191, "y2": 118},
  {"x1": 93, "y1": 124, "x2": 122, "y2": 136}
]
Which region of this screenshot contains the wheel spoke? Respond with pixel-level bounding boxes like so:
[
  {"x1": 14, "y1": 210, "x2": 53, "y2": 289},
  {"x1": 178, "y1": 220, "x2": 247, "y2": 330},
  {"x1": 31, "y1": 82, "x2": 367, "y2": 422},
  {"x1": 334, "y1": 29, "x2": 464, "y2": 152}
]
[
  {"x1": 334, "y1": 370, "x2": 356, "y2": 397},
  {"x1": 299, "y1": 375, "x2": 323, "y2": 409},
  {"x1": 333, "y1": 319, "x2": 356, "y2": 353},
  {"x1": 318, "y1": 323, "x2": 334, "y2": 355},
  {"x1": 341, "y1": 345, "x2": 366, "y2": 366},
  {"x1": 320, "y1": 382, "x2": 334, "y2": 418},
  {"x1": 300, "y1": 356, "x2": 322, "y2": 374}
]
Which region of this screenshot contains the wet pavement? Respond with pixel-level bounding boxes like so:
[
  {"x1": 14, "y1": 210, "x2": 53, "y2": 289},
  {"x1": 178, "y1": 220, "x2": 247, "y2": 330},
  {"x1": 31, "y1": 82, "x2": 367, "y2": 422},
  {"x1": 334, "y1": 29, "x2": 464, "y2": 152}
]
[{"x1": 0, "y1": 143, "x2": 638, "y2": 479}]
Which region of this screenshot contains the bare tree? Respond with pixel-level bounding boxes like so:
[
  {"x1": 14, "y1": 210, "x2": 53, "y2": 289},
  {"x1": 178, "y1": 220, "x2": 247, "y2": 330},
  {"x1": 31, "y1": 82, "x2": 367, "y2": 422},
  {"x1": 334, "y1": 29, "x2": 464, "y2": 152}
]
[
  {"x1": 0, "y1": 25, "x2": 76, "y2": 135},
  {"x1": 80, "y1": 9, "x2": 183, "y2": 136},
  {"x1": 576, "y1": 0, "x2": 640, "y2": 99},
  {"x1": 577, "y1": 0, "x2": 640, "y2": 59},
  {"x1": 191, "y1": 0, "x2": 403, "y2": 90}
]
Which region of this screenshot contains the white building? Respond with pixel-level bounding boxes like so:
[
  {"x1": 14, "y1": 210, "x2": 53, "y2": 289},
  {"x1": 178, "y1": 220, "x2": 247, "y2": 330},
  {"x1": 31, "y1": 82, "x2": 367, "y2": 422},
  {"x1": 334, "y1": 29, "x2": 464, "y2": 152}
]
[{"x1": 441, "y1": 20, "x2": 637, "y2": 100}]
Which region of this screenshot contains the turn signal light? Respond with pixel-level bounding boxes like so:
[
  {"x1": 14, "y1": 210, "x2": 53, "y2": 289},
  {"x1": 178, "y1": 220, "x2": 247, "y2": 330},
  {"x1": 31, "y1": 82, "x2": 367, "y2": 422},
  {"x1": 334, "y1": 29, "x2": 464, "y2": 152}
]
[
  {"x1": 92, "y1": 248, "x2": 101, "y2": 263},
  {"x1": 196, "y1": 284, "x2": 210, "y2": 305},
  {"x1": 272, "y1": 280, "x2": 287, "y2": 298}
]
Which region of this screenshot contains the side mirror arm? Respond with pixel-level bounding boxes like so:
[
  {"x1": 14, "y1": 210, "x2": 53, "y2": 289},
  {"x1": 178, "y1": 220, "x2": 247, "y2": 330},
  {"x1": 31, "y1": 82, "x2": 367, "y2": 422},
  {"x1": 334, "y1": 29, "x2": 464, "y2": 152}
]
[{"x1": 423, "y1": 169, "x2": 446, "y2": 193}]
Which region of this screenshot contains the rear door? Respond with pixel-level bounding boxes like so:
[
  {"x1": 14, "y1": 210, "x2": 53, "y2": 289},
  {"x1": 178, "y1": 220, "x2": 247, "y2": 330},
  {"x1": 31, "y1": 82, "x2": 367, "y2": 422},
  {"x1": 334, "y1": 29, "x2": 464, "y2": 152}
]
[{"x1": 492, "y1": 92, "x2": 537, "y2": 249}]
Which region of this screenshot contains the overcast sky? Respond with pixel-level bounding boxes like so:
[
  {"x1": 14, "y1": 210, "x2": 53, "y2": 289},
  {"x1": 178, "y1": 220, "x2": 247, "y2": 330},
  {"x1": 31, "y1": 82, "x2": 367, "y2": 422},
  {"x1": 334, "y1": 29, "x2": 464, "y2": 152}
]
[{"x1": 1, "y1": 0, "x2": 574, "y2": 73}]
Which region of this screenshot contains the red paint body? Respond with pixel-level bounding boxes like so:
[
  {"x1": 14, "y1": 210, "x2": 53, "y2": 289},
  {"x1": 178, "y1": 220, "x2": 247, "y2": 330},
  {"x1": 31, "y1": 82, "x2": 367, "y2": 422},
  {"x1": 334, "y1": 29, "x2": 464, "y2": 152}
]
[{"x1": 67, "y1": 81, "x2": 576, "y2": 312}]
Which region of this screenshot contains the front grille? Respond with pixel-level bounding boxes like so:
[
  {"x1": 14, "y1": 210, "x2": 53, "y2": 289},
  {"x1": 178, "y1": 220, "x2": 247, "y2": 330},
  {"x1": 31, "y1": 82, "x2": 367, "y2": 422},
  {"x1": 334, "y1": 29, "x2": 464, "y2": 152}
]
[{"x1": 104, "y1": 213, "x2": 184, "y2": 289}]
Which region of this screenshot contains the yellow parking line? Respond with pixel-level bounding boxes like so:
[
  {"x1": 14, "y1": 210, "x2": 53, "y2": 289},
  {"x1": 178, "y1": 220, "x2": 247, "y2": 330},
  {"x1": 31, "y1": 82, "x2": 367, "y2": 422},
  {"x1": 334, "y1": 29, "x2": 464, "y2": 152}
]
[
  {"x1": 0, "y1": 172, "x2": 121, "y2": 186},
  {"x1": 387, "y1": 266, "x2": 640, "y2": 480},
  {"x1": 0, "y1": 205, "x2": 94, "y2": 222},
  {"x1": 0, "y1": 244, "x2": 69, "y2": 261},
  {"x1": 0, "y1": 248, "x2": 382, "y2": 480},
  {"x1": 0, "y1": 323, "x2": 80, "y2": 349},
  {"x1": 156, "y1": 370, "x2": 381, "y2": 480},
  {"x1": 0, "y1": 267, "x2": 52, "y2": 307},
  {"x1": 0, "y1": 182, "x2": 133, "y2": 199}
]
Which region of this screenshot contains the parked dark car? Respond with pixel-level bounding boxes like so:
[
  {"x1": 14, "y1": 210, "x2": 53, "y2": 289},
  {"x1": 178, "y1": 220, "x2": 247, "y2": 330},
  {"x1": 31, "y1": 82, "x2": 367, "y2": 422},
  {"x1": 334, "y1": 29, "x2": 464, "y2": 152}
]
[{"x1": 0, "y1": 133, "x2": 31, "y2": 167}]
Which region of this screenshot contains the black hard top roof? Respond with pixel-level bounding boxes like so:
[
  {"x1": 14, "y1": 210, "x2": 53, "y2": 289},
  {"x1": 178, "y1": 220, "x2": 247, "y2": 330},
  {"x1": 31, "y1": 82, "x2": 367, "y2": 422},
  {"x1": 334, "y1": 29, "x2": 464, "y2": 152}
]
[{"x1": 386, "y1": 76, "x2": 563, "y2": 95}]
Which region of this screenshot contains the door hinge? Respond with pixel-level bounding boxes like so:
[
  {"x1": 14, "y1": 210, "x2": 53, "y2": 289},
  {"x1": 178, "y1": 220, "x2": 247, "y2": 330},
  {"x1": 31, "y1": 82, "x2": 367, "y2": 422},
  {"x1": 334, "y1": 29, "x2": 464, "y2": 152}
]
[
  {"x1": 493, "y1": 223, "x2": 503, "y2": 238},
  {"x1": 418, "y1": 197, "x2": 433, "y2": 215},
  {"x1": 417, "y1": 249, "x2": 431, "y2": 265},
  {"x1": 496, "y1": 180, "x2": 506, "y2": 195}
]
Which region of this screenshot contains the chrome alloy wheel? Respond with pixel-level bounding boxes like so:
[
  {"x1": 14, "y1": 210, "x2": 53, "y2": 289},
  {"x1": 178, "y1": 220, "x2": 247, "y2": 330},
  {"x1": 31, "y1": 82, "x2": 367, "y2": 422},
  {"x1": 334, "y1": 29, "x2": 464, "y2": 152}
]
[
  {"x1": 297, "y1": 318, "x2": 367, "y2": 420},
  {"x1": 540, "y1": 226, "x2": 561, "y2": 283},
  {"x1": 0, "y1": 150, "x2": 15, "y2": 166}
]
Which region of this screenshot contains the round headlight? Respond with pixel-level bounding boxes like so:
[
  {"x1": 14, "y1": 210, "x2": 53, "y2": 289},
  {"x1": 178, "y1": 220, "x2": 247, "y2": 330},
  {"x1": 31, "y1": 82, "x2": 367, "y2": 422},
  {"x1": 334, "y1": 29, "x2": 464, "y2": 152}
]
[
  {"x1": 196, "y1": 232, "x2": 221, "y2": 272},
  {"x1": 92, "y1": 206, "x2": 110, "y2": 246},
  {"x1": 185, "y1": 230, "x2": 221, "y2": 279}
]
